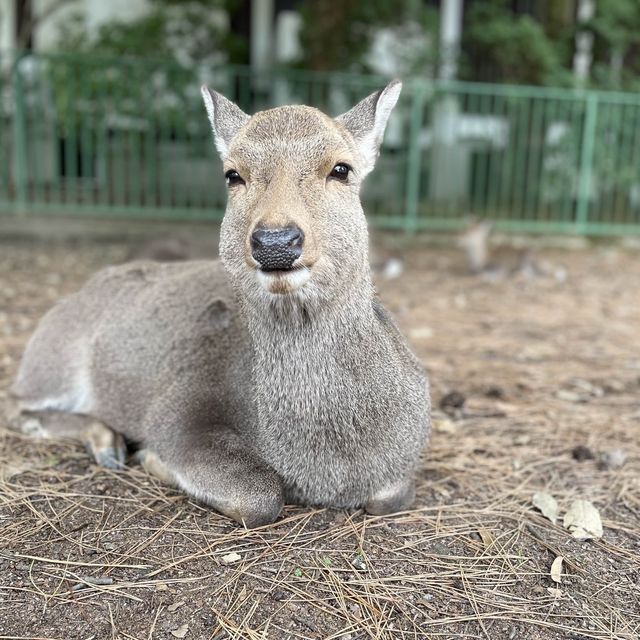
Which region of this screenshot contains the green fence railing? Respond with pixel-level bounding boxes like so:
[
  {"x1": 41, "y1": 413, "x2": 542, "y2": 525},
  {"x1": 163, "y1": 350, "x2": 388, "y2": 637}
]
[{"x1": 1, "y1": 51, "x2": 640, "y2": 235}]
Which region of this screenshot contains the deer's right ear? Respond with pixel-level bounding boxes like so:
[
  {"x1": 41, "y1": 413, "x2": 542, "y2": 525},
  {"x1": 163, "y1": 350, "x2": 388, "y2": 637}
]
[{"x1": 201, "y1": 86, "x2": 250, "y2": 160}]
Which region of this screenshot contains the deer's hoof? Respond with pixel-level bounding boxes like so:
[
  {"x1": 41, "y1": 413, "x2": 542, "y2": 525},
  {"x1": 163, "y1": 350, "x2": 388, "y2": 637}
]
[{"x1": 83, "y1": 422, "x2": 127, "y2": 470}]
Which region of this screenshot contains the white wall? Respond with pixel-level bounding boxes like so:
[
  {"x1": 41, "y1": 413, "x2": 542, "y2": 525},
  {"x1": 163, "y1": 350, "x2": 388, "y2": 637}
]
[
  {"x1": 0, "y1": 0, "x2": 151, "y2": 52},
  {"x1": 34, "y1": 0, "x2": 149, "y2": 51},
  {"x1": 0, "y1": 0, "x2": 17, "y2": 51}
]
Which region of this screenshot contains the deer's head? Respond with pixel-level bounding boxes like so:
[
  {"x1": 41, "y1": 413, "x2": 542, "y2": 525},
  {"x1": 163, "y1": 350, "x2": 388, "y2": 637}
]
[{"x1": 201, "y1": 81, "x2": 401, "y2": 306}]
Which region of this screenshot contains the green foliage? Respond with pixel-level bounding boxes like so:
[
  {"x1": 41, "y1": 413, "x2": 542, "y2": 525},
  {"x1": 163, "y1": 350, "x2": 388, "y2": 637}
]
[
  {"x1": 296, "y1": 0, "x2": 437, "y2": 74},
  {"x1": 588, "y1": 0, "x2": 640, "y2": 90},
  {"x1": 44, "y1": 0, "x2": 248, "y2": 137},
  {"x1": 57, "y1": 0, "x2": 246, "y2": 64},
  {"x1": 461, "y1": 3, "x2": 571, "y2": 86},
  {"x1": 589, "y1": 0, "x2": 639, "y2": 50}
]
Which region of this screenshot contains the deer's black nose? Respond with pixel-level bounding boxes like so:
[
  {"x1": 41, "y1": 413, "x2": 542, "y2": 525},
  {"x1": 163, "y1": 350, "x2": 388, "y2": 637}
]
[{"x1": 250, "y1": 226, "x2": 304, "y2": 271}]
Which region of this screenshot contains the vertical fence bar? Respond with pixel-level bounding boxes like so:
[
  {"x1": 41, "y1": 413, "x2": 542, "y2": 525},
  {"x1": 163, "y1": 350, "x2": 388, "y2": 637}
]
[
  {"x1": 560, "y1": 97, "x2": 581, "y2": 224},
  {"x1": 12, "y1": 53, "x2": 28, "y2": 212},
  {"x1": 66, "y1": 62, "x2": 80, "y2": 206},
  {"x1": 575, "y1": 92, "x2": 598, "y2": 234},
  {"x1": 0, "y1": 52, "x2": 5, "y2": 207},
  {"x1": 497, "y1": 93, "x2": 515, "y2": 218},
  {"x1": 627, "y1": 102, "x2": 640, "y2": 225},
  {"x1": 30, "y1": 72, "x2": 43, "y2": 206},
  {"x1": 596, "y1": 100, "x2": 615, "y2": 226},
  {"x1": 477, "y1": 91, "x2": 492, "y2": 216},
  {"x1": 80, "y1": 63, "x2": 94, "y2": 207},
  {"x1": 511, "y1": 95, "x2": 529, "y2": 222},
  {"x1": 612, "y1": 103, "x2": 633, "y2": 225},
  {"x1": 530, "y1": 96, "x2": 547, "y2": 224},
  {"x1": 404, "y1": 82, "x2": 426, "y2": 232},
  {"x1": 144, "y1": 64, "x2": 158, "y2": 210},
  {"x1": 484, "y1": 93, "x2": 501, "y2": 217}
]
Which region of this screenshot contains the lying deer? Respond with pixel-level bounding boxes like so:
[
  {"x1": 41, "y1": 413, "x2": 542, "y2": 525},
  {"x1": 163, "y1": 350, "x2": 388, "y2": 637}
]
[
  {"x1": 9, "y1": 81, "x2": 431, "y2": 527},
  {"x1": 458, "y1": 218, "x2": 566, "y2": 281}
]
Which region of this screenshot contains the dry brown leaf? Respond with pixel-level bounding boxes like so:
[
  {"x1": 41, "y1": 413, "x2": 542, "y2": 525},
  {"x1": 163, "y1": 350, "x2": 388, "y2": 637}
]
[
  {"x1": 550, "y1": 556, "x2": 563, "y2": 583},
  {"x1": 478, "y1": 527, "x2": 495, "y2": 549},
  {"x1": 170, "y1": 624, "x2": 189, "y2": 639},
  {"x1": 221, "y1": 552, "x2": 241, "y2": 564},
  {"x1": 532, "y1": 491, "x2": 559, "y2": 524},
  {"x1": 563, "y1": 500, "x2": 603, "y2": 540}
]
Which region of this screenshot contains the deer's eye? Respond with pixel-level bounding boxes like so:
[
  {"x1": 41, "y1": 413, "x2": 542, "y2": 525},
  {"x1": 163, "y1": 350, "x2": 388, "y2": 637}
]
[
  {"x1": 225, "y1": 169, "x2": 245, "y2": 186},
  {"x1": 329, "y1": 163, "x2": 350, "y2": 182}
]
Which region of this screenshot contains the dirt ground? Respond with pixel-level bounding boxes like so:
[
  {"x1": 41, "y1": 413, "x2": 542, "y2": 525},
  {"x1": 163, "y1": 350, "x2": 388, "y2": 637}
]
[{"x1": 0, "y1": 225, "x2": 639, "y2": 640}]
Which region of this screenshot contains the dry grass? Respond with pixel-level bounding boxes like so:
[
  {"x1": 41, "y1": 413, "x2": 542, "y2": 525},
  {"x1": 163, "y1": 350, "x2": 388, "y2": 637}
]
[{"x1": 0, "y1": 233, "x2": 639, "y2": 640}]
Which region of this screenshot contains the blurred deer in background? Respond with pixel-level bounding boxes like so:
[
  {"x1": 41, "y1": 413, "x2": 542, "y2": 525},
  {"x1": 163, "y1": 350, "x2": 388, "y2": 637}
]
[
  {"x1": 9, "y1": 81, "x2": 431, "y2": 527},
  {"x1": 458, "y1": 218, "x2": 567, "y2": 282}
]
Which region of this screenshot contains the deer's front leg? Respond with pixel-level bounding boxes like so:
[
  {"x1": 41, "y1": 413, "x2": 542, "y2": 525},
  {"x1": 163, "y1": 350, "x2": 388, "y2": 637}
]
[{"x1": 142, "y1": 398, "x2": 284, "y2": 528}]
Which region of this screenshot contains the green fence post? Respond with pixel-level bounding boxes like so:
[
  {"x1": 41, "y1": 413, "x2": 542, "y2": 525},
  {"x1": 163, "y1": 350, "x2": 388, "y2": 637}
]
[
  {"x1": 12, "y1": 52, "x2": 28, "y2": 213},
  {"x1": 575, "y1": 92, "x2": 599, "y2": 234},
  {"x1": 404, "y1": 82, "x2": 426, "y2": 233}
]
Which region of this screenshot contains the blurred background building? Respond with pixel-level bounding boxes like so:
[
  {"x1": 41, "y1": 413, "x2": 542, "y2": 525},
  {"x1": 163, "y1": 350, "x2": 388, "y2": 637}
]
[{"x1": 1, "y1": 1, "x2": 639, "y2": 235}]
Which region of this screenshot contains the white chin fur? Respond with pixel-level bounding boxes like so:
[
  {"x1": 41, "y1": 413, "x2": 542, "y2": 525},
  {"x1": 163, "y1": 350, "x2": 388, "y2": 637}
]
[{"x1": 256, "y1": 267, "x2": 311, "y2": 295}]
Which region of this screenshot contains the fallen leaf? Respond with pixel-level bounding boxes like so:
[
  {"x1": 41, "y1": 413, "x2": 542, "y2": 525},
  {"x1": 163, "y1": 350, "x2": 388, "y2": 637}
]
[
  {"x1": 478, "y1": 527, "x2": 495, "y2": 549},
  {"x1": 221, "y1": 552, "x2": 242, "y2": 564},
  {"x1": 170, "y1": 624, "x2": 189, "y2": 638},
  {"x1": 433, "y1": 418, "x2": 457, "y2": 434},
  {"x1": 546, "y1": 587, "x2": 562, "y2": 598},
  {"x1": 532, "y1": 491, "x2": 559, "y2": 524},
  {"x1": 410, "y1": 326, "x2": 434, "y2": 340},
  {"x1": 167, "y1": 601, "x2": 185, "y2": 612},
  {"x1": 563, "y1": 500, "x2": 603, "y2": 540},
  {"x1": 550, "y1": 556, "x2": 563, "y2": 583},
  {"x1": 556, "y1": 389, "x2": 586, "y2": 403},
  {"x1": 599, "y1": 448, "x2": 626, "y2": 470}
]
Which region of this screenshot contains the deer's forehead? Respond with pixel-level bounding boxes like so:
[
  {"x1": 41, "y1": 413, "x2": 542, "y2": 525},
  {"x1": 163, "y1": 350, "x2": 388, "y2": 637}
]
[{"x1": 230, "y1": 106, "x2": 351, "y2": 171}]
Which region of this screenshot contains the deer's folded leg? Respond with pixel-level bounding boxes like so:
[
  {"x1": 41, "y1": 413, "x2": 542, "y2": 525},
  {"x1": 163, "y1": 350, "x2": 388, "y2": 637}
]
[
  {"x1": 8, "y1": 400, "x2": 126, "y2": 470},
  {"x1": 365, "y1": 478, "x2": 416, "y2": 516},
  {"x1": 142, "y1": 397, "x2": 284, "y2": 528}
]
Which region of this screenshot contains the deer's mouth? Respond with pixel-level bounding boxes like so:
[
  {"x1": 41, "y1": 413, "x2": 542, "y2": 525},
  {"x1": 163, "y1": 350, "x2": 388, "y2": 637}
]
[{"x1": 255, "y1": 265, "x2": 311, "y2": 295}]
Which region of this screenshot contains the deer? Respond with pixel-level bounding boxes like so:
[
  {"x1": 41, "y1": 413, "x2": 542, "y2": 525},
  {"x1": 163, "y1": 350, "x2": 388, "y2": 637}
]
[
  {"x1": 457, "y1": 218, "x2": 567, "y2": 282},
  {"x1": 8, "y1": 81, "x2": 431, "y2": 528}
]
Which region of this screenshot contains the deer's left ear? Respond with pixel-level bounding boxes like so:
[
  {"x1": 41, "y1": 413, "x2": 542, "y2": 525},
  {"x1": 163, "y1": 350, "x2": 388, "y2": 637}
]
[{"x1": 336, "y1": 80, "x2": 402, "y2": 176}]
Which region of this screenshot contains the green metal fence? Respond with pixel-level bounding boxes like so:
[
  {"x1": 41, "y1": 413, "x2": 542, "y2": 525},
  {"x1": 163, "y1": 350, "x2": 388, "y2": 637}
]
[{"x1": 1, "y1": 51, "x2": 640, "y2": 235}]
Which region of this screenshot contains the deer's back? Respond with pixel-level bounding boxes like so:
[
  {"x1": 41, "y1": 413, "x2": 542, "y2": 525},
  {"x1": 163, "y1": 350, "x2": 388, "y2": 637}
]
[{"x1": 13, "y1": 260, "x2": 250, "y2": 438}]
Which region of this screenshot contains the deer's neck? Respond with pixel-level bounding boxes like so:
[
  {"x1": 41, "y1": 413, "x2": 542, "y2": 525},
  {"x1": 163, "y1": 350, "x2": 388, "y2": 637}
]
[
  {"x1": 242, "y1": 274, "x2": 380, "y2": 427},
  {"x1": 245, "y1": 276, "x2": 375, "y2": 359}
]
